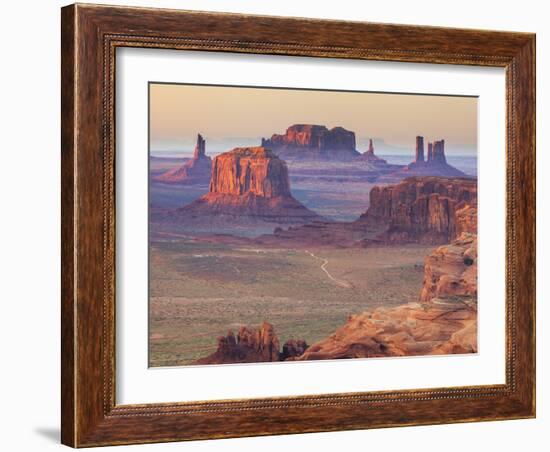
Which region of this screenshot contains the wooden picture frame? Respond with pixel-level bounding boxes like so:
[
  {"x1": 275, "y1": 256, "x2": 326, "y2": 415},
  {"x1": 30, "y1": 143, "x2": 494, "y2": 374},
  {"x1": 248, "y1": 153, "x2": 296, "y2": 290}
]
[{"x1": 61, "y1": 3, "x2": 535, "y2": 447}]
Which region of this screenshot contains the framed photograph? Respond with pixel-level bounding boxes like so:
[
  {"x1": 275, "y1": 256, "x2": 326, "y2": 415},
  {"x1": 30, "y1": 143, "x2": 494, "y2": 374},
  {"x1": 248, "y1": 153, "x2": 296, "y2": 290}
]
[{"x1": 61, "y1": 4, "x2": 536, "y2": 447}]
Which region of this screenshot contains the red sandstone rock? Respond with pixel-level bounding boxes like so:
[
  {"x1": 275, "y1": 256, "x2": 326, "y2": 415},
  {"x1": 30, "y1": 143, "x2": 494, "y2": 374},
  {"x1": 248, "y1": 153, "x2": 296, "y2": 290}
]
[
  {"x1": 420, "y1": 233, "x2": 477, "y2": 302},
  {"x1": 154, "y1": 134, "x2": 212, "y2": 185},
  {"x1": 455, "y1": 204, "x2": 477, "y2": 236},
  {"x1": 297, "y1": 297, "x2": 477, "y2": 360},
  {"x1": 209, "y1": 146, "x2": 291, "y2": 197},
  {"x1": 262, "y1": 124, "x2": 360, "y2": 160},
  {"x1": 174, "y1": 147, "x2": 322, "y2": 226},
  {"x1": 195, "y1": 322, "x2": 308, "y2": 365},
  {"x1": 359, "y1": 176, "x2": 477, "y2": 244},
  {"x1": 281, "y1": 339, "x2": 309, "y2": 360}
]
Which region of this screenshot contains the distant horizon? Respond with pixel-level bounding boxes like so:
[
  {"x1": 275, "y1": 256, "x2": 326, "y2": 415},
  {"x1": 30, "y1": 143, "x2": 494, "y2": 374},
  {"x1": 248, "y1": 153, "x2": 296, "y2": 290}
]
[
  {"x1": 150, "y1": 135, "x2": 477, "y2": 158},
  {"x1": 150, "y1": 149, "x2": 478, "y2": 158},
  {"x1": 150, "y1": 83, "x2": 478, "y2": 156}
]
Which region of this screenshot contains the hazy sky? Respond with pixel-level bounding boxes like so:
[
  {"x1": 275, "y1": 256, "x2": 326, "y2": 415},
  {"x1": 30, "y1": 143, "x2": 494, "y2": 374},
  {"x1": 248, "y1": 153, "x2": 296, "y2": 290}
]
[{"x1": 150, "y1": 83, "x2": 477, "y2": 156}]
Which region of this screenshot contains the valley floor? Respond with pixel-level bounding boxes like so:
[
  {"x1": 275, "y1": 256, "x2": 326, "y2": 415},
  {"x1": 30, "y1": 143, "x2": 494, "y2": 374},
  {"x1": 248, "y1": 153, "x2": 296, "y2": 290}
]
[{"x1": 149, "y1": 240, "x2": 433, "y2": 366}]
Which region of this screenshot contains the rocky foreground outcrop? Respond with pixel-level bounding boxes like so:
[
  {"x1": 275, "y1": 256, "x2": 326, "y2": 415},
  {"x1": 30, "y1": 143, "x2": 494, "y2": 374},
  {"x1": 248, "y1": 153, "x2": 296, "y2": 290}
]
[
  {"x1": 296, "y1": 296, "x2": 477, "y2": 360},
  {"x1": 196, "y1": 297, "x2": 477, "y2": 364},
  {"x1": 168, "y1": 147, "x2": 322, "y2": 228},
  {"x1": 195, "y1": 322, "x2": 308, "y2": 365},
  {"x1": 359, "y1": 176, "x2": 477, "y2": 244},
  {"x1": 154, "y1": 134, "x2": 212, "y2": 184},
  {"x1": 420, "y1": 233, "x2": 477, "y2": 302},
  {"x1": 262, "y1": 124, "x2": 361, "y2": 161},
  {"x1": 297, "y1": 234, "x2": 478, "y2": 360},
  {"x1": 195, "y1": 232, "x2": 478, "y2": 364}
]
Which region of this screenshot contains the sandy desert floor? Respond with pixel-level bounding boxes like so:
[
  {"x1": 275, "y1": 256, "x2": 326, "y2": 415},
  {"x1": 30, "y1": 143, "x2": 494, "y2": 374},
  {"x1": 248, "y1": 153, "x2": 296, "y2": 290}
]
[{"x1": 149, "y1": 240, "x2": 433, "y2": 366}]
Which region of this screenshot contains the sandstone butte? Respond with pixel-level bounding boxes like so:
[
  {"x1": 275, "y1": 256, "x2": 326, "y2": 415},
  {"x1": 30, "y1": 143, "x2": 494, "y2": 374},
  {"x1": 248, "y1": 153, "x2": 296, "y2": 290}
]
[
  {"x1": 194, "y1": 233, "x2": 478, "y2": 364},
  {"x1": 176, "y1": 146, "x2": 322, "y2": 224},
  {"x1": 261, "y1": 124, "x2": 361, "y2": 161},
  {"x1": 154, "y1": 133, "x2": 212, "y2": 185},
  {"x1": 358, "y1": 176, "x2": 477, "y2": 244}
]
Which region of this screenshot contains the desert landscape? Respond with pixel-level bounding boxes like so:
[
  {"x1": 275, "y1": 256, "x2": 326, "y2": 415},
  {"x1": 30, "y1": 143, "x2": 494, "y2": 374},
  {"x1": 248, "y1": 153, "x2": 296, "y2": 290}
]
[{"x1": 148, "y1": 84, "x2": 478, "y2": 367}]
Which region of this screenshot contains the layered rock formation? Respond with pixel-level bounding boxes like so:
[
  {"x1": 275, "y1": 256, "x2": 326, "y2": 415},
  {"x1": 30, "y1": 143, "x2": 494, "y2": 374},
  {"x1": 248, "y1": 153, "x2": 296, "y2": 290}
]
[
  {"x1": 455, "y1": 204, "x2": 478, "y2": 237},
  {"x1": 262, "y1": 124, "x2": 360, "y2": 160},
  {"x1": 244, "y1": 176, "x2": 477, "y2": 248},
  {"x1": 358, "y1": 176, "x2": 477, "y2": 244},
  {"x1": 195, "y1": 322, "x2": 309, "y2": 365},
  {"x1": 209, "y1": 146, "x2": 291, "y2": 197},
  {"x1": 296, "y1": 296, "x2": 477, "y2": 360},
  {"x1": 420, "y1": 233, "x2": 477, "y2": 302},
  {"x1": 154, "y1": 134, "x2": 212, "y2": 184},
  {"x1": 172, "y1": 147, "x2": 322, "y2": 228},
  {"x1": 195, "y1": 322, "x2": 280, "y2": 365}
]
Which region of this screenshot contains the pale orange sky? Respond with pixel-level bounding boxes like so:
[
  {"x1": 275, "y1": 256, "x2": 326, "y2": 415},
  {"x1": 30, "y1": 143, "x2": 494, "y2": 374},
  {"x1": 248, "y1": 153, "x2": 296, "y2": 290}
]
[{"x1": 149, "y1": 83, "x2": 477, "y2": 155}]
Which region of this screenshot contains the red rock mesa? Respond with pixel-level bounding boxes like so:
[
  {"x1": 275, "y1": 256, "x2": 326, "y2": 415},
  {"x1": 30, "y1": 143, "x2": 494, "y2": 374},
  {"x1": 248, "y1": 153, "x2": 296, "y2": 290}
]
[
  {"x1": 359, "y1": 176, "x2": 477, "y2": 244},
  {"x1": 176, "y1": 146, "x2": 322, "y2": 225},
  {"x1": 251, "y1": 176, "x2": 477, "y2": 248},
  {"x1": 261, "y1": 124, "x2": 360, "y2": 160}
]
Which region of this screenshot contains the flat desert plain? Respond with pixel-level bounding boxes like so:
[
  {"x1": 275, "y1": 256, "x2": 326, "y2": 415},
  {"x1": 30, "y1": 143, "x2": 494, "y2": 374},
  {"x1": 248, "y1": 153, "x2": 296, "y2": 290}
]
[{"x1": 149, "y1": 240, "x2": 433, "y2": 366}]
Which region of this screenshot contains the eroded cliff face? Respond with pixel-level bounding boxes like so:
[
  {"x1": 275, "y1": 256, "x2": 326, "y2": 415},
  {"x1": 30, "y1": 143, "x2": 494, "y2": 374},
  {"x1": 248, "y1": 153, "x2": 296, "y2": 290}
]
[
  {"x1": 194, "y1": 322, "x2": 309, "y2": 365},
  {"x1": 197, "y1": 297, "x2": 478, "y2": 364},
  {"x1": 420, "y1": 233, "x2": 477, "y2": 302},
  {"x1": 296, "y1": 296, "x2": 477, "y2": 360},
  {"x1": 262, "y1": 124, "x2": 360, "y2": 160},
  {"x1": 359, "y1": 176, "x2": 477, "y2": 244},
  {"x1": 173, "y1": 147, "x2": 322, "y2": 227},
  {"x1": 455, "y1": 204, "x2": 478, "y2": 237},
  {"x1": 154, "y1": 134, "x2": 212, "y2": 185},
  {"x1": 208, "y1": 147, "x2": 291, "y2": 197}
]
